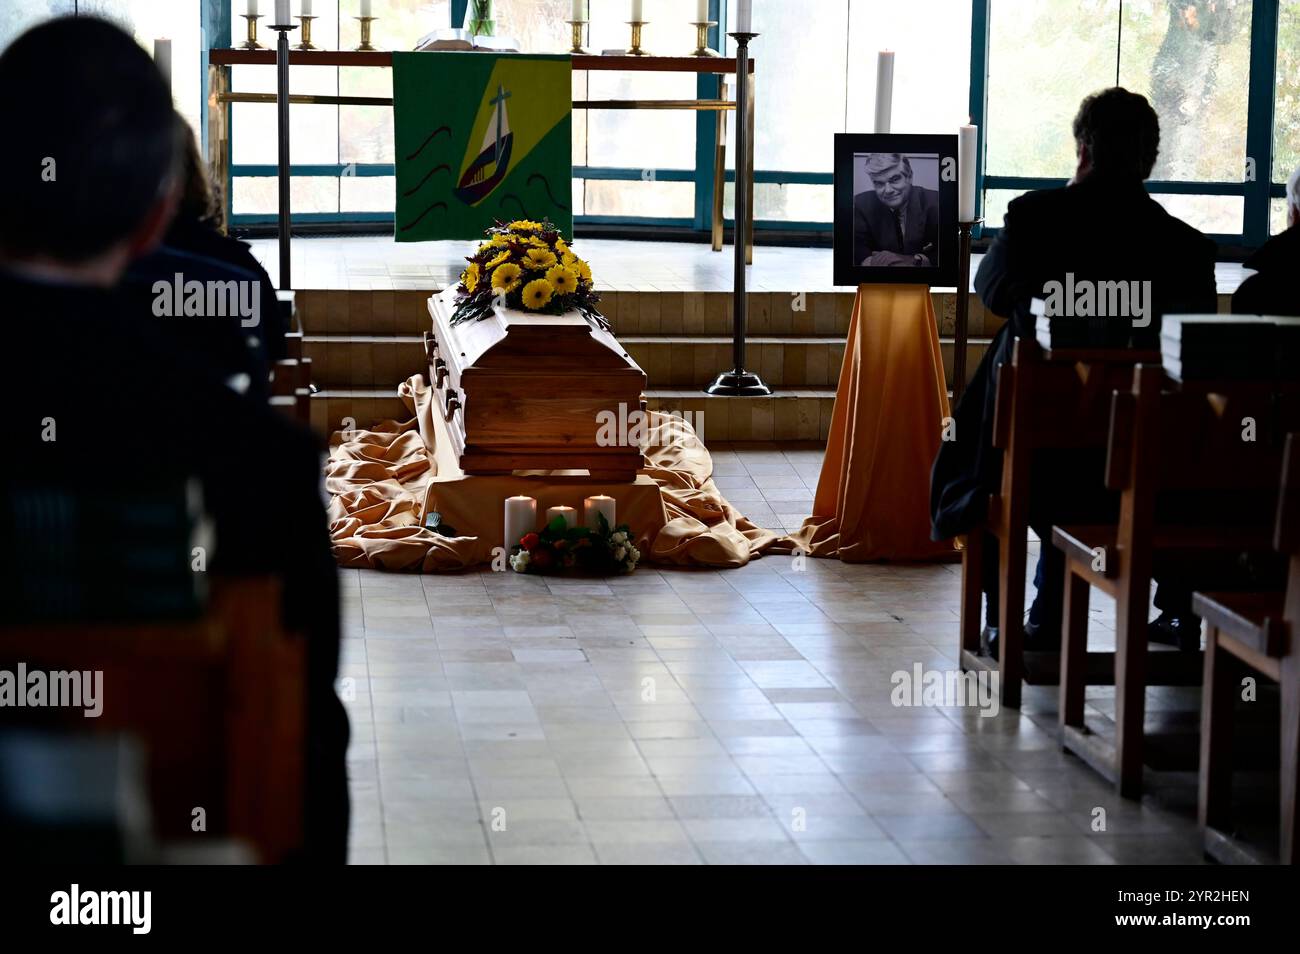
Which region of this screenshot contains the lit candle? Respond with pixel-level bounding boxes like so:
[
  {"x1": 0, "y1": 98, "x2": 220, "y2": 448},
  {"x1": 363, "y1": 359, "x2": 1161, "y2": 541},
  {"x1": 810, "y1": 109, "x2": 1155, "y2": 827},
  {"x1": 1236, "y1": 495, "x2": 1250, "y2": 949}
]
[
  {"x1": 301, "y1": 0, "x2": 313, "y2": 15},
  {"x1": 583, "y1": 495, "x2": 617, "y2": 531},
  {"x1": 959, "y1": 122, "x2": 978, "y2": 223},
  {"x1": 732, "y1": 0, "x2": 752, "y2": 32},
  {"x1": 504, "y1": 496, "x2": 537, "y2": 552},
  {"x1": 571, "y1": 0, "x2": 586, "y2": 20},
  {"x1": 360, "y1": 0, "x2": 373, "y2": 17},
  {"x1": 696, "y1": 0, "x2": 710, "y2": 22},
  {"x1": 546, "y1": 505, "x2": 577, "y2": 530},
  {"x1": 246, "y1": 0, "x2": 259, "y2": 16},
  {"x1": 153, "y1": 38, "x2": 172, "y2": 87},
  {"x1": 874, "y1": 50, "x2": 894, "y2": 134},
  {"x1": 275, "y1": 0, "x2": 291, "y2": 25}
]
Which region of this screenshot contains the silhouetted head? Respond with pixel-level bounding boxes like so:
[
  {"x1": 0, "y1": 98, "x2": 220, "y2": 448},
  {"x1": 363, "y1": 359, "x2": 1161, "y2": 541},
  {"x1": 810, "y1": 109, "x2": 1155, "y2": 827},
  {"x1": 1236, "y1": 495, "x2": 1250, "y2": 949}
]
[
  {"x1": 0, "y1": 16, "x2": 180, "y2": 273},
  {"x1": 1071, "y1": 87, "x2": 1161, "y2": 182}
]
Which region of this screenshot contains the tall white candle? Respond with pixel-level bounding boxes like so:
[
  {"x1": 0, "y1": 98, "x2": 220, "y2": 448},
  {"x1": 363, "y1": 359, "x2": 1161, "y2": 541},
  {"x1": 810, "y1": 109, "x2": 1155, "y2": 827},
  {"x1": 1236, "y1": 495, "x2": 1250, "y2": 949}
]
[
  {"x1": 958, "y1": 123, "x2": 978, "y2": 222},
  {"x1": 630, "y1": 0, "x2": 644, "y2": 21},
  {"x1": 583, "y1": 495, "x2": 617, "y2": 531},
  {"x1": 360, "y1": 0, "x2": 373, "y2": 17},
  {"x1": 874, "y1": 50, "x2": 894, "y2": 134},
  {"x1": 153, "y1": 38, "x2": 172, "y2": 87},
  {"x1": 246, "y1": 0, "x2": 259, "y2": 16},
  {"x1": 571, "y1": 0, "x2": 586, "y2": 20},
  {"x1": 301, "y1": 0, "x2": 313, "y2": 15},
  {"x1": 546, "y1": 505, "x2": 577, "y2": 530},
  {"x1": 275, "y1": 0, "x2": 291, "y2": 25},
  {"x1": 733, "y1": 0, "x2": 752, "y2": 32},
  {"x1": 696, "y1": 0, "x2": 710, "y2": 22},
  {"x1": 504, "y1": 496, "x2": 537, "y2": 552}
]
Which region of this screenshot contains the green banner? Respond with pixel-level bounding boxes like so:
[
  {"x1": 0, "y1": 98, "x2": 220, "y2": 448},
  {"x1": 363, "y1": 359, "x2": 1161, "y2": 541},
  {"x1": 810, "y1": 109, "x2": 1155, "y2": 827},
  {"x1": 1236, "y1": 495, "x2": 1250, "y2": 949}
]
[{"x1": 392, "y1": 51, "x2": 573, "y2": 242}]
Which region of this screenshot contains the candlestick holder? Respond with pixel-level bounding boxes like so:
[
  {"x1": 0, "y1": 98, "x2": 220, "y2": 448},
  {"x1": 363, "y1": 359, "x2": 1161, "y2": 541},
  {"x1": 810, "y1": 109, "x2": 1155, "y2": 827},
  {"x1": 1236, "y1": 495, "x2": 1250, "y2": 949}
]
[
  {"x1": 355, "y1": 16, "x2": 378, "y2": 52},
  {"x1": 240, "y1": 14, "x2": 264, "y2": 50},
  {"x1": 951, "y1": 218, "x2": 983, "y2": 404},
  {"x1": 690, "y1": 21, "x2": 719, "y2": 56},
  {"x1": 627, "y1": 20, "x2": 650, "y2": 56},
  {"x1": 269, "y1": 22, "x2": 299, "y2": 292},
  {"x1": 566, "y1": 19, "x2": 589, "y2": 54},
  {"x1": 295, "y1": 14, "x2": 317, "y2": 50}
]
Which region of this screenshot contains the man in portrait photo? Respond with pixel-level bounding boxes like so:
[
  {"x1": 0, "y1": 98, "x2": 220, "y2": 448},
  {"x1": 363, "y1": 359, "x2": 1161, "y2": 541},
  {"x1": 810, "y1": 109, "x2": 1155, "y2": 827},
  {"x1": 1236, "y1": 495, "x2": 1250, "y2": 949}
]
[{"x1": 853, "y1": 153, "x2": 940, "y2": 267}]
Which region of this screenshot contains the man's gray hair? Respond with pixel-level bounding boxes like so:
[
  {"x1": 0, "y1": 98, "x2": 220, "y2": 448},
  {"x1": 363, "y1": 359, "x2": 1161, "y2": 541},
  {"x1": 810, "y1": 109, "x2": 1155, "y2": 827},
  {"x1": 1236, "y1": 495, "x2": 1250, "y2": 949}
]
[
  {"x1": 1289, "y1": 164, "x2": 1300, "y2": 214},
  {"x1": 864, "y1": 153, "x2": 913, "y2": 179}
]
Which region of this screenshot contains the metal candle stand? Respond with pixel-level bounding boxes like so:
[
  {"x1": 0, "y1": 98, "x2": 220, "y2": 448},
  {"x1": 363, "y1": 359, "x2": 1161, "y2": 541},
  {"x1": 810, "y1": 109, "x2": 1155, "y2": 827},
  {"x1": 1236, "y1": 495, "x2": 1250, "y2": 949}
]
[
  {"x1": 951, "y1": 219, "x2": 982, "y2": 405},
  {"x1": 270, "y1": 21, "x2": 298, "y2": 291},
  {"x1": 705, "y1": 32, "x2": 770, "y2": 397}
]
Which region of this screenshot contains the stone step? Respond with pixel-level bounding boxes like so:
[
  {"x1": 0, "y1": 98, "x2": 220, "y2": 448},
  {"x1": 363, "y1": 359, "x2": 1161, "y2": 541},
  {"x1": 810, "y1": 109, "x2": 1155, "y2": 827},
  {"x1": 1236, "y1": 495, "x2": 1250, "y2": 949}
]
[{"x1": 303, "y1": 334, "x2": 427, "y2": 389}]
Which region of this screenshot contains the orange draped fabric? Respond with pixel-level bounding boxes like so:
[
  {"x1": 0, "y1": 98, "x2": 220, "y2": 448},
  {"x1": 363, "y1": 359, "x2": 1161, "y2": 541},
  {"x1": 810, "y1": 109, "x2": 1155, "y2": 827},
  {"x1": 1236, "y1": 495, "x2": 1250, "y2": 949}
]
[
  {"x1": 325, "y1": 375, "x2": 781, "y2": 572},
  {"x1": 785, "y1": 284, "x2": 956, "y2": 562}
]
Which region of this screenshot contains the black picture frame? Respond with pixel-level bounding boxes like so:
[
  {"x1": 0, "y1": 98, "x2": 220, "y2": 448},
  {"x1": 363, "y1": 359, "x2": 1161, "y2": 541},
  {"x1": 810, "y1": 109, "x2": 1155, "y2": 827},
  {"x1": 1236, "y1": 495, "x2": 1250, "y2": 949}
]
[{"x1": 833, "y1": 133, "x2": 959, "y2": 288}]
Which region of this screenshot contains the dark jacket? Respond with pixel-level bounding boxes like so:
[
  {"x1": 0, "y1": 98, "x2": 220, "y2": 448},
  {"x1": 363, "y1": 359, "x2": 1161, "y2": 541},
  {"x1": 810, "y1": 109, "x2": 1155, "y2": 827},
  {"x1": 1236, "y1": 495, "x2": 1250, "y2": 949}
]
[
  {"x1": 853, "y1": 185, "x2": 940, "y2": 263},
  {"x1": 1233, "y1": 224, "x2": 1300, "y2": 317},
  {"x1": 930, "y1": 174, "x2": 1219, "y2": 541}
]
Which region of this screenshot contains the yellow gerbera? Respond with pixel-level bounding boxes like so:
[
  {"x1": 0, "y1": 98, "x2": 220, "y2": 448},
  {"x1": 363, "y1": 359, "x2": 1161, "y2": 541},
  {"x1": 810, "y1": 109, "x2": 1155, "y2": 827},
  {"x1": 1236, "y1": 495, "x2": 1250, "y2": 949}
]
[
  {"x1": 508, "y1": 219, "x2": 543, "y2": 232},
  {"x1": 492, "y1": 262, "x2": 523, "y2": 293},
  {"x1": 488, "y1": 234, "x2": 511, "y2": 248},
  {"x1": 527, "y1": 236, "x2": 548, "y2": 248},
  {"x1": 546, "y1": 264, "x2": 579, "y2": 296},
  {"x1": 522, "y1": 278, "x2": 555, "y2": 310},
  {"x1": 461, "y1": 262, "x2": 481, "y2": 292},
  {"x1": 524, "y1": 248, "x2": 558, "y2": 270},
  {"x1": 555, "y1": 238, "x2": 570, "y2": 256},
  {"x1": 485, "y1": 250, "x2": 510, "y2": 269},
  {"x1": 573, "y1": 258, "x2": 593, "y2": 284}
]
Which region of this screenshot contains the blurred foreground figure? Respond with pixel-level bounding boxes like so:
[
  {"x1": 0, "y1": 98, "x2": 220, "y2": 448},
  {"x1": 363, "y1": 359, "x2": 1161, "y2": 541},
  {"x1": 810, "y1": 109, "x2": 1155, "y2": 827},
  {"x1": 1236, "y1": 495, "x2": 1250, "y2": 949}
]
[
  {"x1": 1233, "y1": 165, "x2": 1300, "y2": 318},
  {"x1": 0, "y1": 17, "x2": 347, "y2": 862}
]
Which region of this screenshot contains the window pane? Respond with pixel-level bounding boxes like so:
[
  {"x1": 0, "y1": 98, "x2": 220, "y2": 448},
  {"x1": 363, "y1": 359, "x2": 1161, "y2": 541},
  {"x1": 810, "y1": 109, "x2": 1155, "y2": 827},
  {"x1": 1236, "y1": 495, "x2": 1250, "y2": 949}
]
[
  {"x1": 987, "y1": 0, "x2": 1119, "y2": 178},
  {"x1": 1150, "y1": 193, "x2": 1242, "y2": 234},
  {"x1": 1119, "y1": 0, "x2": 1252, "y2": 182},
  {"x1": 0, "y1": 2, "x2": 75, "y2": 54},
  {"x1": 981, "y1": 188, "x2": 1030, "y2": 230},
  {"x1": 1275, "y1": 0, "x2": 1300, "y2": 183},
  {"x1": 1271, "y1": 197, "x2": 1290, "y2": 235},
  {"x1": 581, "y1": 178, "x2": 693, "y2": 218},
  {"x1": 725, "y1": 183, "x2": 834, "y2": 223},
  {"x1": 232, "y1": 176, "x2": 339, "y2": 215},
  {"x1": 341, "y1": 174, "x2": 396, "y2": 213}
]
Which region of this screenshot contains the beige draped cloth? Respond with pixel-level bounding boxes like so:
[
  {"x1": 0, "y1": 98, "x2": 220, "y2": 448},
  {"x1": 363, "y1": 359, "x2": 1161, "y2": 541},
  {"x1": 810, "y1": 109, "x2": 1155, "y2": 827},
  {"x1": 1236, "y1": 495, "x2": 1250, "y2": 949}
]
[
  {"x1": 785, "y1": 284, "x2": 956, "y2": 562},
  {"x1": 326, "y1": 375, "x2": 781, "y2": 572}
]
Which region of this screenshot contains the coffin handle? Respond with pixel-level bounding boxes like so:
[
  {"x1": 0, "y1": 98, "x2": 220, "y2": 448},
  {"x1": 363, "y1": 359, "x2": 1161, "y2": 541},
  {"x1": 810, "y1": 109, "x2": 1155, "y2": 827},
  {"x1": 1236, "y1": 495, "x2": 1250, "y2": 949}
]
[
  {"x1": 444, "y1": 388, "x2": 461, "y2": 421},
  {"x1": 434, "y1": 358, "x2": 449, "y2": 388}
]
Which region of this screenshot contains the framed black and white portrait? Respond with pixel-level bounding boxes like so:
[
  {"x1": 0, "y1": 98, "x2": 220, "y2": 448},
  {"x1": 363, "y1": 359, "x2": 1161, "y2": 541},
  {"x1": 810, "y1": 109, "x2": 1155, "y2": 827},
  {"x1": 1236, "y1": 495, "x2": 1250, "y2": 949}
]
[{"x1": 833, "y1": 133, "x2": 958, "y2": 288}]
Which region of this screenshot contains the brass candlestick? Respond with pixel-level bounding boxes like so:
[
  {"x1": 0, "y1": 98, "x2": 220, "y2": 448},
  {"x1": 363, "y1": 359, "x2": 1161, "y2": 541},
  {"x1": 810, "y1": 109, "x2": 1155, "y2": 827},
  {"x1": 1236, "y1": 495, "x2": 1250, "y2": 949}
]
[
  {"x1": 355, "y1": 16, "x2": 378, "y2": 52},
  {"x1": 691, "y1": 21, "x2": 719, "y2": 56},
  {"x1": 627, "y1": 20, "x2": 649, "y2": 56},
  {"x1": 241, "y1": 14, "x2": 264, "y2": 50},
  {"x1": 295, "y1": 14, "x2": 317, "y2": 50},
  {"x1": 952, "y1": 218, "x2": 984, "y2": 404},
  {"x1": 566, "y1": 19, "x2": 589, "y2": 54}
]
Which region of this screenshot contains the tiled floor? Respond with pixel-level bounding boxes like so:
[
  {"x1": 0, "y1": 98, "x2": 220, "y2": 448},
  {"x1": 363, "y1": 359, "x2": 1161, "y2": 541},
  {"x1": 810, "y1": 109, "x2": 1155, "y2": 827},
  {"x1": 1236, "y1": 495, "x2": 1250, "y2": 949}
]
[
  {"x1": 249, "y1": 235, "x2": 1254, "y2": 295},
  {"x1": 339, "y1": 444, "x2": 1222, "y2": 865}
]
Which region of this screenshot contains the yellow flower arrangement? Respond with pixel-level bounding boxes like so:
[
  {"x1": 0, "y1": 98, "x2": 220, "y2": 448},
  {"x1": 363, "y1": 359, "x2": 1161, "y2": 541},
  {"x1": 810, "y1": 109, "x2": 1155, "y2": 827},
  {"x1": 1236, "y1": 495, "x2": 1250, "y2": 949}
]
[
  {"x1": 524, "y1": 247, "x2": 558, "y2": 271},
  {"x1": 491, "y1": 261, "x2": 523, "y2": 293},
  {"x1": 522, "y1": 278, "x2": 555, "y2": 310},
  {"x1": 461, "y1": 262, "x2": 481, "y2": 293},
  {"x1": 508, "y1": 219, "x2": 544, "y2": 232},
  {"x1": 574, "y1": 258, "x2": 593, "y2": 284},
  {"x1": 485, "y1": 250, "x2": 510, "y2": 269},
  {"x1": 546, "y1": 264, "x2": 579, "y2": 296}
]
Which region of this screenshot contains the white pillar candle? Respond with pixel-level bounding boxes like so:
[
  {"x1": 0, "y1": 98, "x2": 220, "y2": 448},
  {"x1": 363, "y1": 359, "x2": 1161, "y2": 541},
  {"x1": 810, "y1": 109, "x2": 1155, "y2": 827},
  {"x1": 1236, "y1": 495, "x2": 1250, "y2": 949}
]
[
  {"x1": 301, "y1": 0, "x2": 313, "y2": 15},
  {"x1": 275, "y1": 0, "x2": 291, "y2": 25},
  {"x1": 874, "y1": 50, "x2": 894, "y2": 134},
  {"x1": 696, "y1": 0, "x2": 710, "y2": 22},
  {"x1": 630, "y1": 0, "x2": 644, "y2": 21},
  {"x1": 504, "y1": 496, "x2": 537, "y2": 552},
  {"x1": 732, "y1": 0, "x2": 752, "y2": 32},
  {"x1": 153, "y1": 38, "x2": 172, "y2": 87},
  {"x1": 583, "y1": 495, "x2": 617, "y2": 531},
  {"x1": 546, "y1": 505, "x2": 577, "y2": 530},
  {"x1": 246, "y1": 0, "x2": 259, "y2": 15},
  {"x1": 360, "y1": 0, "x2": 373, "y2": 17},
  {"x1": 571, "y1": 0, "x2": 586, "y2": 20},
  {"x1": 958, "y1": 122, "x2": 978, "y2": 223}
]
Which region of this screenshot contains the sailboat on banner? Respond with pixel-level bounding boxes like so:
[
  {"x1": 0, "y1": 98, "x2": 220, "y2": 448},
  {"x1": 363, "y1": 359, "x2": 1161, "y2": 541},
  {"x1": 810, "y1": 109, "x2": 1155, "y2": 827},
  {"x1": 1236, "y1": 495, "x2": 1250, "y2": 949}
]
[{"x1": 455, "y1": 84, "x2": 514, "y2": 206}]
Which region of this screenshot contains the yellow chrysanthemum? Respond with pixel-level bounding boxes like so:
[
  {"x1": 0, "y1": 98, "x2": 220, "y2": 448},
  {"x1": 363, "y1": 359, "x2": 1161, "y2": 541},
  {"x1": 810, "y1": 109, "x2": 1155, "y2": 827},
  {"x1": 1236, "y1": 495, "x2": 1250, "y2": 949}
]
[
  {"x1": 488, "y1": 234, "x2": 511, "y2": 248},
  {"x1": 524, "y1": 248, "x2": 558, "y2": 271},
  {"x1": 461, "y1": 262, "x2": 481, "y2": 293},
  {"x1": 508, "y1": 219, "x2": 543, "y2": 232},
  {"x1": 546, "y1": 264, "x2": 579, "y2": 296},
  {"x1": 485, "y1": 250, "x2": 510, "y2": 269},
  {"x1": 492, "y1": 262, "x2": 523, "y2": 292},
  {"x1": 522, "y1": 278, "x2": 555, "y2": 310}
]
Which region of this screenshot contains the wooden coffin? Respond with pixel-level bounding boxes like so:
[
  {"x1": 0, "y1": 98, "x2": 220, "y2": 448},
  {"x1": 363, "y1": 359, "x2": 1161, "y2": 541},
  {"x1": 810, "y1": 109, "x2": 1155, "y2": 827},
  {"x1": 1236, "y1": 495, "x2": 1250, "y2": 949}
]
[{"x1": 426, "y1": 287, "x2": 647, "y2": 480}]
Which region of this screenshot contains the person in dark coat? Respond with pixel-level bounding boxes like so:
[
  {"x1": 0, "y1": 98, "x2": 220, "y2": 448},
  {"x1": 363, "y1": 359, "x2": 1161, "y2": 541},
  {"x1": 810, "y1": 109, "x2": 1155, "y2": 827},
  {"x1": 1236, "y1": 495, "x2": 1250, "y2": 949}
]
[
  {"x1": 1233, "y1": 167, "x2": 1300, "y2": 317},
  {"x1": 0, "y1": 17, "x2": 347, "y2": 861},
  {"x1": 930, "y1": 88, "x2": 1218, "y2": 652}
]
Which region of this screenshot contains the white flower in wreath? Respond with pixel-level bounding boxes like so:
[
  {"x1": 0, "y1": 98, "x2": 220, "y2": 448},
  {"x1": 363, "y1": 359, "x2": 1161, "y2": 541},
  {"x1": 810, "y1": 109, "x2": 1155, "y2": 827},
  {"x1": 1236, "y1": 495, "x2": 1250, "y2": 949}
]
[
  {"x1": 611, "y1": 531, "x2": 628, "y2": 545},
  {"x1": 613, "y1": 546, "x2": 627, "y2": 562},
  {"x1": 510, "y1": 551, "x2": 531, "y2": 573}
]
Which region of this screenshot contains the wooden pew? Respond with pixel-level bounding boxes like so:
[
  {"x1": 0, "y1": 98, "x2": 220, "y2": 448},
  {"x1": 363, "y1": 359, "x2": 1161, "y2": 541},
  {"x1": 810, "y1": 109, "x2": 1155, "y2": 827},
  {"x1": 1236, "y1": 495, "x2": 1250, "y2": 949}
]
[
  {"x1": 959, "y1": 337, "x2": 1158, "y2": 708},
  {"x1": 0, "y1": 577, "x2": 305, "y2": 863},
  {"x1": 1195, "y1": 432, "x2": 1300, "y2": 864},
  {"x1": 1055, "y1": 367, "x2": 1288, "y2": 796}
]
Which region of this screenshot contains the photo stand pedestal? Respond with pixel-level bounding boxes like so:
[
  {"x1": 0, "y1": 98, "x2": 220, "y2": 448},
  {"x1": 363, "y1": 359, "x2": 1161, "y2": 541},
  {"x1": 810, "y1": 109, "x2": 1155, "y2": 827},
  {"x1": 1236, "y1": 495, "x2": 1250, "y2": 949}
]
[{"x1": 787, "y1": 283, "x2": 955, "y2": 562}]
